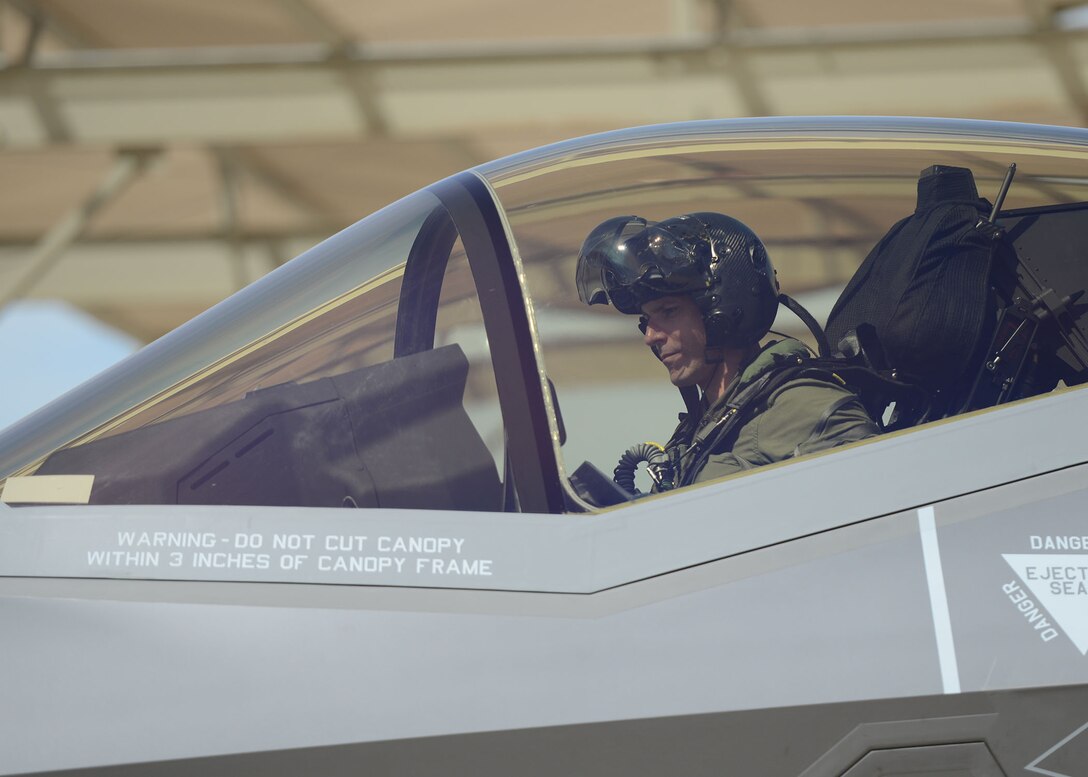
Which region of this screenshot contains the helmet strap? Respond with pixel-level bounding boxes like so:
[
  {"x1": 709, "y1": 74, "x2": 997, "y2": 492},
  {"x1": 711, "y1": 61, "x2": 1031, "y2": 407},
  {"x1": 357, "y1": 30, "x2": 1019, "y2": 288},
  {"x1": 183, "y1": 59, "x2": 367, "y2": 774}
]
[{"x1": 778, "y1": 293, "x2": 831, "y2": 357}]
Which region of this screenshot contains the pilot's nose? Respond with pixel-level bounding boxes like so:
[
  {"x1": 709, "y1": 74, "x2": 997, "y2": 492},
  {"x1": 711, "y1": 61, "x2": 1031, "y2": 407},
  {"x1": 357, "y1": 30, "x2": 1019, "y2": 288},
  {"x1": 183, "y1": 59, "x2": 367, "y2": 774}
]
[{"x1": 643, "y1": 320, "x2": 665, "y2": 349}]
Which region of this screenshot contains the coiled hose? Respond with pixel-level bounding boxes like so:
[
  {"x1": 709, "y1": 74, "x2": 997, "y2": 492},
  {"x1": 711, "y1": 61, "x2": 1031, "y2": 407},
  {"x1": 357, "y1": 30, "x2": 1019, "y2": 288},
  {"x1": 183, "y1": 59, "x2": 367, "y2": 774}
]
[{"x1": 613, "y1": 442, "x2": 674, "y2": 495}]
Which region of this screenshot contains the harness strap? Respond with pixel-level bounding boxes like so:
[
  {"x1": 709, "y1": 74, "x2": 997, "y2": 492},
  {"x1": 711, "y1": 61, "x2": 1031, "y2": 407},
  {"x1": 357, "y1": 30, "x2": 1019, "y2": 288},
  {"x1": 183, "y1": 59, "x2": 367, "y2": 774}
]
[
  {"x1": 664, "y1": 350, "x2": 934, "y2": 487},
  {"x1": 676, "y1": 359, "x2": 834, "y2": 486}
]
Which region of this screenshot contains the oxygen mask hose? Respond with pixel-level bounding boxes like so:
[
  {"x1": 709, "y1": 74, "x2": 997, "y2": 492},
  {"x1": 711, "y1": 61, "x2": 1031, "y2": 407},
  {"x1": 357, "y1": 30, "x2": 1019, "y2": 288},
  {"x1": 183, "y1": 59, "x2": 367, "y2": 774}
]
[{"x1": 614, "y1": 442, "x2": 674, "y2": 495}]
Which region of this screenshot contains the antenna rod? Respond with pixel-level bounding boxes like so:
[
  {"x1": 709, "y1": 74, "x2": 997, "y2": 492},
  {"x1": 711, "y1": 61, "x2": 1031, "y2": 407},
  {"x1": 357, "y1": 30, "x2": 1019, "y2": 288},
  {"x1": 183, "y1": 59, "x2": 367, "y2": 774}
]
[{"x1": 988, "y1": 163, "x2": 1017, "y2": 223}]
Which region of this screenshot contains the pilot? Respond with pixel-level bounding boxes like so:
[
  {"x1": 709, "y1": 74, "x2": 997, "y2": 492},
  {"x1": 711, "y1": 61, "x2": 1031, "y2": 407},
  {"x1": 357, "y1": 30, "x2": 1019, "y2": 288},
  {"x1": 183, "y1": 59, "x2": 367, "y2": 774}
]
[{"x1": 576, "y1": 212, "x2": 879, "y2": 489}]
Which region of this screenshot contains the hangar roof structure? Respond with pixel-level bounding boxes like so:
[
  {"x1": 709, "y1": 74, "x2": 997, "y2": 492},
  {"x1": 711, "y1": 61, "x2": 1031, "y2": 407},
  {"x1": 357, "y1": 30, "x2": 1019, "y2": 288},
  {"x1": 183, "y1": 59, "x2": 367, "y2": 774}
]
[{"x1": 2, "y1": 0, "x2": 1088, "y2": 342}]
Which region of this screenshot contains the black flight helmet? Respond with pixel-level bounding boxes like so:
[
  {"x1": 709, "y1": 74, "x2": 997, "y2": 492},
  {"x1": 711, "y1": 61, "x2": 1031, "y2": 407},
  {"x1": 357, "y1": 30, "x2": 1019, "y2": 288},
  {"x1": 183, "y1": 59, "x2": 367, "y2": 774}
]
[{"x1": 575, "y1": 211, "x2": 780, "y2": 351}]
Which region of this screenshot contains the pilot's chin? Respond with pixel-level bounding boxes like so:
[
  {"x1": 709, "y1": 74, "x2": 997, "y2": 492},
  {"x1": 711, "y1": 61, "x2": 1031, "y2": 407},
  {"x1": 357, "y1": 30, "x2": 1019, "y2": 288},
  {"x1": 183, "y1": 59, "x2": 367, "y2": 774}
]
[{"x1": 669, "y1": 372, "x2": 697, "y2": 388}]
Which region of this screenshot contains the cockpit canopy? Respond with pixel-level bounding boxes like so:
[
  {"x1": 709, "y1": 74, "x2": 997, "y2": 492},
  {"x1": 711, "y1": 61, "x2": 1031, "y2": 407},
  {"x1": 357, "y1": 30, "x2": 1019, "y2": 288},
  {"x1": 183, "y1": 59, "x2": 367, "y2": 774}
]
[{"x1": 3, "y1": 117, "x2": 1088, "y2": 512}]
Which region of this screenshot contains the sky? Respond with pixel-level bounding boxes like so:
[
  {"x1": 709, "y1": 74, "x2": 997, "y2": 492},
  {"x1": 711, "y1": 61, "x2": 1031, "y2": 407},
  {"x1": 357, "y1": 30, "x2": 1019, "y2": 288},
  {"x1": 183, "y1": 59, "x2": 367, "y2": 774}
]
[{"x1": 0, "y1": 300, "x2": 139, "y2": 434}]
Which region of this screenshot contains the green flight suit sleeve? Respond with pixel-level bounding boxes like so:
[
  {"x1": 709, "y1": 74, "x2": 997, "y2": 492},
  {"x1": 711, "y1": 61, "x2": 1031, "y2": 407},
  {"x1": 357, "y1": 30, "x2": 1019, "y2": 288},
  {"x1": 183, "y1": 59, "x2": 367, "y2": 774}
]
[{"x1": 692, "y1": 379, "x2": 880, "y2": 484}]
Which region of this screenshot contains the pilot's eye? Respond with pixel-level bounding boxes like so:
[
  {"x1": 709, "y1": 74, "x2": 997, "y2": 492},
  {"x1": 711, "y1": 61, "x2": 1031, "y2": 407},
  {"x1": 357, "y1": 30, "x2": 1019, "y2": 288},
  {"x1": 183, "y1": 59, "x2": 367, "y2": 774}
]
[{"x1": 637, "y1": 315, "x2": 648, "y2": 334}]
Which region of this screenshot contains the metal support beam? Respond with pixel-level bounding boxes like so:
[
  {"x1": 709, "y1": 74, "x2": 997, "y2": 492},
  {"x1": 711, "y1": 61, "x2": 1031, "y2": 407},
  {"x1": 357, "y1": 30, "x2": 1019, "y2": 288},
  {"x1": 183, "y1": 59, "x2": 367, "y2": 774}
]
[
  {"x1": 4, "y1": 2, "x2": 73, "y2": 141},
  {"x1": 263, "y1": 239, "x2": 293, "y2": 271},
  {"x1": 213, "y1": 148, "x2": 250, "y2": 291},
  {"x1": 0, "y1": 18, "x2": 1056, "y2": 72},
  {"x1": 0, "y1": 19, "x2": 1083, "y2": 148},
  {"x1": 709, "y1": 0, "x2": 771, "y2": 117},
  {"x1": 227, "y1": 146, "x2": 341, "y2": 228},
  {"x1": 273, "y1": 0, "x2": 347, "y2": 44},
  {"x1": 274, "y1": 0, "x2": 389, "y2": 135},
  {"x1": 1023, "y1": 0, "x2": 1088, "y2": 125},
  {"x1": 6, "y1": 0, "x2": 102, "y2": 49},
  {"x1": 0, "y1": 148, "x2": 159, "y2": 309},
  {"x1": 336, "y1": 57, "x2": 389, "y2": 137},
  {"x1": 8, "y1": 67, "x2": 73, "y2": 142},
  {"x1": 13, "y1": 2, "x2": 44, "y2": 67}
]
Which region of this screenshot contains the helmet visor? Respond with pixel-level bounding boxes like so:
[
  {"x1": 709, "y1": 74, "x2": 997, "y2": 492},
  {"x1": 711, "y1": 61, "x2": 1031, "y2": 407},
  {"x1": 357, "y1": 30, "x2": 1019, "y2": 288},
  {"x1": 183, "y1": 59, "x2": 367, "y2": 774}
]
[
  {"x1": 575, "y1": 216, "x2": 649, "y2": 309},
  {"x1": 577, "y1": 219, "x2": 710, "y2": 314}
]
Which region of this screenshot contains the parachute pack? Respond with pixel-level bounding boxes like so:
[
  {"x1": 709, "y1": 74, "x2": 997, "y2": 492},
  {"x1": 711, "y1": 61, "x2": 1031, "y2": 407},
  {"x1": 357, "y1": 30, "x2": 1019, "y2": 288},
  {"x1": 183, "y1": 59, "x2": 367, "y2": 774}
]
[{"x1": 825, "y1": 164, "x2": 1006, "y2": 420}]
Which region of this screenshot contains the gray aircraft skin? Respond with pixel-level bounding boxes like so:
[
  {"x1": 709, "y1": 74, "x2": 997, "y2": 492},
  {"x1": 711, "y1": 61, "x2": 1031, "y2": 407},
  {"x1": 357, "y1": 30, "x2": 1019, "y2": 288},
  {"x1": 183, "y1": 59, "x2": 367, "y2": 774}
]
[{"x1": 3, "y1": 116, "x2": 1088, "y2": 776}]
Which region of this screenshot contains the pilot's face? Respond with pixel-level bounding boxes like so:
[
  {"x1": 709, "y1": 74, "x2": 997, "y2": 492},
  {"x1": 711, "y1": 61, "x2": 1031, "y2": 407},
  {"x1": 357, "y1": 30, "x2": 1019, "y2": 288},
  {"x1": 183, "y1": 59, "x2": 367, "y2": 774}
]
[{"x1": 640, "y1": 295, "x2": 715, "y2": 388}]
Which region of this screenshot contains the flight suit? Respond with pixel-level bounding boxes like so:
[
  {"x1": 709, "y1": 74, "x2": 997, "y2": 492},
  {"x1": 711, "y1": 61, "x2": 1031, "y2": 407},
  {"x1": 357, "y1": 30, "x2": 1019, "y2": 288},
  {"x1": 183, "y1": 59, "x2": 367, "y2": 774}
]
[{"x1": 665, "y1": 338, "x2": 880, "y2": 485}]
